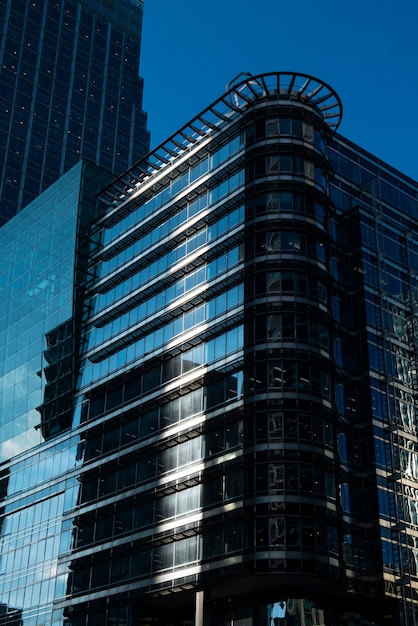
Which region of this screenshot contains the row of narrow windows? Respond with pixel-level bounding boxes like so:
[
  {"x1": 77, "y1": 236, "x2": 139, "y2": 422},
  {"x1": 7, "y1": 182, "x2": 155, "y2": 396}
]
[
  {"x1": 69, "y1": 515, "x2": 339, "y2": 596},
  {"x1": 80, "y1": 284, "x2": 243, "y2": 386}
]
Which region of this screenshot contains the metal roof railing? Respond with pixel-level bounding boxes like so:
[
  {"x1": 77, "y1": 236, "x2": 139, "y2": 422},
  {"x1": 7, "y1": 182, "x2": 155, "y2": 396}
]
[{"x1": 98, "y1": 71, "x2": 342, "y2": 208}]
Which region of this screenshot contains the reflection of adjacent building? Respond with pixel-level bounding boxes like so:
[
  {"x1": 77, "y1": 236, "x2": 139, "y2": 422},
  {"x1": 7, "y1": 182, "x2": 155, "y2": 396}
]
[
  {"x1": 0, "y1": 604, "x2": 23, "y2": 626},
  {"x1": 36, "y1": 321, "x2": 76, "y2": 440},
  {"x1": 333, "y1": 177, "x2": 418, "y2": 620},
  {"x1": 383, "y1": 293, "x2": 418, "y2": 582},
  {"x1": 268, "y1": 599, "x2": 326, "y2": 626}
]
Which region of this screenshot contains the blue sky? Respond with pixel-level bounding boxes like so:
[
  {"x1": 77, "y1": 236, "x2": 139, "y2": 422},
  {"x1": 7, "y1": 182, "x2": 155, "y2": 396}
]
[{"x1": 140, "y1": 0, "x2": 418, "y2": 182}]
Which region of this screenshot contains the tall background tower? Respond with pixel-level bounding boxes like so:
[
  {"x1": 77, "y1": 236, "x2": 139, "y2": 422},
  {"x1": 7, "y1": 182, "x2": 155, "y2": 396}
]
[{"x1": 0, "y1": 0, "x2": 149, "y2": 225}]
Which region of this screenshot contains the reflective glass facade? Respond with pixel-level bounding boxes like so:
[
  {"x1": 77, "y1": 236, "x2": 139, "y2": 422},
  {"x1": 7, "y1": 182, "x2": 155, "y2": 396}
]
[
  {"x1": 2, "y1": 72, "x2": 418, "y2": 626},
  {"x1": 0, "y1": 161, "x2": 108, "y2": 625},
  {"x1": 0, "y1": 0, "x2": 149, "y2": 225}
]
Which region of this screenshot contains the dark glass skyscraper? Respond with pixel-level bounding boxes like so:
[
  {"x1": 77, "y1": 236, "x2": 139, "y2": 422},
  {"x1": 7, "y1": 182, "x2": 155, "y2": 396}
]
[
  {"x1": 0, "y1": 0, "x2": 149, "y2": 225},
  {"x1": 2, "y1": 72, "x2": 418, "y2": 626}
]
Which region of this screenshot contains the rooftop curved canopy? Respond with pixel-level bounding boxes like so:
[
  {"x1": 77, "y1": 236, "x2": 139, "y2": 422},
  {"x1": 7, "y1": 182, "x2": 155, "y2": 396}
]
[{"x1": 100, "y1": 71, "x2": 342, "y2": 207}]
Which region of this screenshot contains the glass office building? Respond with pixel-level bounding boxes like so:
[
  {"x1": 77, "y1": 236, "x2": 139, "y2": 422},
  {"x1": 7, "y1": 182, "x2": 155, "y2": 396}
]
[
  {"x1": 2, "y1": 72, "x2": 418, "y2": 625},
  {"x1": 0, "y1": 0, "x2": 149, "y2": 225},
  {"x1": 0, "y1": 161, "x2": 108, "y2": 626}
]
